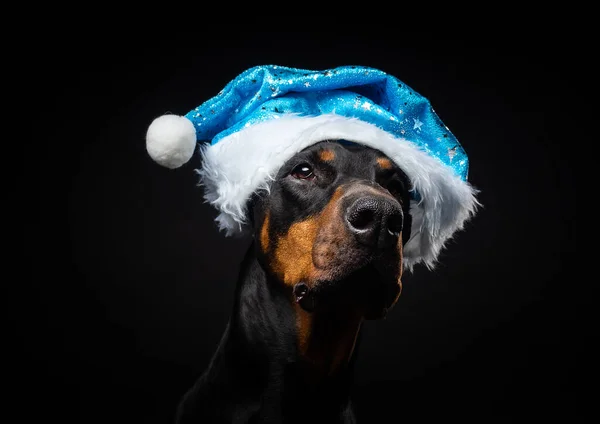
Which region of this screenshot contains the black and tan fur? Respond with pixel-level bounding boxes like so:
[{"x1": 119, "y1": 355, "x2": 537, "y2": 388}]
[{"x1": 176, "y1": 140, "x2": 413, "y2": 424}]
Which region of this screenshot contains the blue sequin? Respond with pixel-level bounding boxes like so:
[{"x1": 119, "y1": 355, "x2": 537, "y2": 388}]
[{"x1": 185, "y1": 65, "x2": 469, "y2": 181}]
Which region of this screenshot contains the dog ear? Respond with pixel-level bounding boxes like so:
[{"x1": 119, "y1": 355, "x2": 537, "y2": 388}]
[
  {"x1": 395, "y1": 167, "x2": 413, "y2": 246},
  {"x1": 246, "y1": 196, "x2": 258, "y2": 229},
  {"x1": 402, "y1": 212, "x2": 412, "y2": 246},
  {"x1": 246, "y1": 192, "x2": 266, "y2": 230}
]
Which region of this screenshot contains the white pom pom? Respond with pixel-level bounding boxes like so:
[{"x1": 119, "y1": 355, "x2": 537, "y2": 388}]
[{"x1": 146, "y1": 114, "x2": 197, "y2": 169}]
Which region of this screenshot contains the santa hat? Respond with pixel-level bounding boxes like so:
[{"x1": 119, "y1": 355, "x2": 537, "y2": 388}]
[{"x1": 146, "y1": 65, "x2": 479, "y2": 270}]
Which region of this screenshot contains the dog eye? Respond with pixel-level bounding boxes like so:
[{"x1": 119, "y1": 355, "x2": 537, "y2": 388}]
[{"x1": 291, "y1": 163, "x2": 315, "y2": 180}]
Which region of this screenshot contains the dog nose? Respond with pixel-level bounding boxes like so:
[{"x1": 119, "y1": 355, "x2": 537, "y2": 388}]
[{"x1": 346, "y1": 196, "x2": 404, "y2": 248}]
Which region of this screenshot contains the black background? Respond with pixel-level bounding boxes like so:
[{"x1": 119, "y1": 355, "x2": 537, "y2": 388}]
[{"x1": 15, "y1": 28, "x2": 579, "y2": 423}]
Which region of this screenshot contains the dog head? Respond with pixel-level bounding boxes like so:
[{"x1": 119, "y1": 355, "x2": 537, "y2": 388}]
[{"x1": 251, "y1": 140, "x2": 413, "y2": 319}]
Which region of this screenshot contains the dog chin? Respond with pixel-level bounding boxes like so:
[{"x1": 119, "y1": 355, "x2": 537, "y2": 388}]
[
  {"x1": 352, "y1": 263, "x2": 401, "y2": 320},
  {"x1": 303, "y1": 262, "x2": 401, "y2": 320}
]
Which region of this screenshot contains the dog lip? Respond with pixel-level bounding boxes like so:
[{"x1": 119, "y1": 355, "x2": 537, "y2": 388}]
[
  {"x1": 294, "y1": 282, "x2": 317, "y2": 312},
  {"x1": 293, "y1": 282, "x2": 309, "y2": 299}
]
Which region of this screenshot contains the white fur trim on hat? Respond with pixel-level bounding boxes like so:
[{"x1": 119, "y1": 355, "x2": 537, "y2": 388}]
[{"x1": 197, "y1": 113, "x2": 479, "y2": 271}]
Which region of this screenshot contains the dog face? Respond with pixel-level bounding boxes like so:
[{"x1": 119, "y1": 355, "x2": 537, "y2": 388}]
[{"x1": 252, "y1": 140, "x2": 412, "y2": 319}]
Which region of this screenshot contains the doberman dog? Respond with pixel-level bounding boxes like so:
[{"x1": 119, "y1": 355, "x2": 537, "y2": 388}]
[{"x1": 175, "y1": 140, "x2": 413, "y2": 424}]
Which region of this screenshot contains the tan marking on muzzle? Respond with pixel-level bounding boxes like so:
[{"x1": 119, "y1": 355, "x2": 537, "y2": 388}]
[
  {"x1": 272, "y1": 183, "x2": 405, "y2": 374},
  {"x1": 272, "y1": 187, "x2": 345, "y2": 287}
]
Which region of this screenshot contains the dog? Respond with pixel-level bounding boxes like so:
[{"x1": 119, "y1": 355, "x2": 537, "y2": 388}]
[{"x1": 175, "y1": 139, "x2": 414, "y2": 424}]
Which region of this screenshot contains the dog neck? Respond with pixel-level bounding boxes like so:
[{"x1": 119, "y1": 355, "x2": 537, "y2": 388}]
[
  {"x1": 203, "y1": 242, "x2": 361, "y2": 420},
  {"x1": 292, "y1": 287, "x2": 364, "y2": 380},
  {"x1": 232, "y1": 242, "x2": 363, "y2": 379}
]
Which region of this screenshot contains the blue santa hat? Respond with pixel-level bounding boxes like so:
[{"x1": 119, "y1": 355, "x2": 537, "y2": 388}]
[{"x1": 146, "y1": 65, "x2": 479, "y2": 270}]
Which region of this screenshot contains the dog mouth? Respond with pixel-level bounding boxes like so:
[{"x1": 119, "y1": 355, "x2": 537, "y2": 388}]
[{"x1": 293, "y1": 261, "x2": 401, "y2": 320}]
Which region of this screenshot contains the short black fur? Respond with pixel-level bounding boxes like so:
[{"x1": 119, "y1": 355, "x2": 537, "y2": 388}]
[{"x1": 175, "y1": 141, "x2": 412, "y2": 424}]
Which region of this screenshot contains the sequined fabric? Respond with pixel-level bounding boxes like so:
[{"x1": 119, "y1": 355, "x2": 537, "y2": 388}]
[{"x1": 185, "y1": 65, "x2": 468, "y2": 180}]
